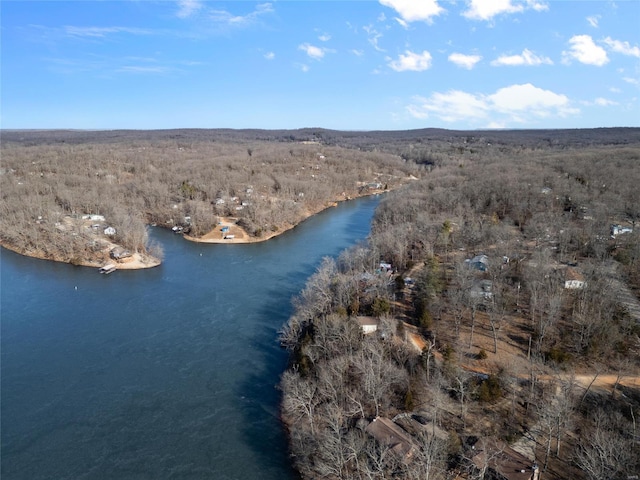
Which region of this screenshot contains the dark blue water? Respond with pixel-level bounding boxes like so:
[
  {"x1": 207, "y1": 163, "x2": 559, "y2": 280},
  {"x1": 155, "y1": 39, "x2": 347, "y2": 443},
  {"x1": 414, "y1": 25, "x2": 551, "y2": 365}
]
[{"x1": 1, "y1": 196, "x2": 380, "y2": 480}]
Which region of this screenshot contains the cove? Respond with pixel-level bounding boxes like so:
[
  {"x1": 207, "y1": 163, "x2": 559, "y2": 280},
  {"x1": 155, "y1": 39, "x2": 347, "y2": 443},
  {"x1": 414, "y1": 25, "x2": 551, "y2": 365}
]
[{"x1": 1, "y1": 195, "x2": 380, "y2": 480}]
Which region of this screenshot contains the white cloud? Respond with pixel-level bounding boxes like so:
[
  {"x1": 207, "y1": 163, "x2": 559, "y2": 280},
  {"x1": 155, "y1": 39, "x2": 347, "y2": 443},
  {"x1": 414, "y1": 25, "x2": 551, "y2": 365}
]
[
  {"x1": 623, "y1": 77, "x2": 639, "y2": 85},
  {"x1": 448, "y1": 52, "x2": 482, "y2": 69},
  {"x1": 117, "y1": 65, "x2": 171, "y2": 74},
  {"x1": 351, "y1": 49, "x2": 364, "y2": 57},
  {"x1": 176, "y1": 0, "x2": 203, "y2": 19},
  {"x1": 462, "y1": 0, "x2": 548, "y2": 21},
  {"x1": 299, "y1": 43, "x2": 331, "y2": 60},
  {"x1": 363, "y1": 25, "x2": 385, "y2": 52},
  {"x1": 63, "y1": 26, "x2": 152, "y2": 38},
  {"x1": 318, "y1": 33, "x2": 331, "y2": 42},
  {"x1": 491, "y1": 48, "x2": 553, "y2": 66},
  {"x1": 562, "y1": 35, "x2": 608, "y2": 66},
  {"x1": 488, "y1": 84, "x2": 574, "y2": 116},
  {"x1": 525, "y1": 0, "x2": 549, "y2": 12},
  {"x1": 264, "y1": 52, "x2": 275, "y2": 60},
  {"x1": 209, "y1": 3, "x2": 274, "y2": 27},
  {"x1": 586, "y1": 15, "x2": 600, "y2": 28},
  {"x1": 389, "y1": 50, "x2": 432, "y2": 71},
  {"x1": 603, "y1": 37, "x2": 640, "y2": 57},
  {"x1": 395, "y1": 17, "x2": 409, "y2": 29},
  {"x1": 379, "y1": 0, "x2": 444, "y2": 24},
  {"x1": 594, "y1": 97, "x2": 619, "y2": 106},
  {"x1": 463, "y1": 0, "x2": 523, "y2": 21},
  {"x1": 408, "y1": 90, "x2": 488, "y2": 121},
  {"x1": 407, "y1": 83, "x2": 578, "y2": 126}
]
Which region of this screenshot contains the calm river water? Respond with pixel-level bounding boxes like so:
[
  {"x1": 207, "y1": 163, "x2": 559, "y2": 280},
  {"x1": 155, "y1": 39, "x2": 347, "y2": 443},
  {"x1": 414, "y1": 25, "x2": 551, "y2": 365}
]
[{"x1": 1, "y1": 196, "x2": 380, "y2": 480}]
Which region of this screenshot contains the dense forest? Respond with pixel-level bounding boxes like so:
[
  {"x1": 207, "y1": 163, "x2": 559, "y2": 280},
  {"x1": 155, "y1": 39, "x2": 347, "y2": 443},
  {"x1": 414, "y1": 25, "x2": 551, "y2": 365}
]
[
  {"x1": 2, "y1": 127, "x2": 639, "y2": 479},
  {"x1": 279, "y1": 128, "x2": 640, "y2": 480},
  {"x1": 0, "y1": 129, "x2": 418, "y2": 266}
]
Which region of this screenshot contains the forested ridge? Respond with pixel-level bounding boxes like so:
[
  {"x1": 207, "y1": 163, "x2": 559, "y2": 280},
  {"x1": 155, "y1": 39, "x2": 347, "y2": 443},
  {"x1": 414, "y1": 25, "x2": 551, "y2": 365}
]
[{"x1": 279, "y1": 128, "x2": 640, "y2": 480}]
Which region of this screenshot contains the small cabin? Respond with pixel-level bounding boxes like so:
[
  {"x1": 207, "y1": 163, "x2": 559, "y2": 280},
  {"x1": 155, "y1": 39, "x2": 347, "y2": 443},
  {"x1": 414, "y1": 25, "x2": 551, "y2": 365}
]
[
  {"x1": 110, "y1": 247, "x2": 132, "y2": 260},
  {"x1": 356, "y1": 316, "x2": 379, "y2": 334}
]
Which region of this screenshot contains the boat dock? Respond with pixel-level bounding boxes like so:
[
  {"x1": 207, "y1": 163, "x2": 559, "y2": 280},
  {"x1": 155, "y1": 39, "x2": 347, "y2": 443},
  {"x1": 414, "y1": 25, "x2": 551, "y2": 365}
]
[{"x1": 99, "y1": 264, "x2": 117, "y2": 274}]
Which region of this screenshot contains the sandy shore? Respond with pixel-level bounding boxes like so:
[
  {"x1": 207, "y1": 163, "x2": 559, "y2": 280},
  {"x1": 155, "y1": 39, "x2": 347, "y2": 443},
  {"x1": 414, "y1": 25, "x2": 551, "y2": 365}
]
[
  {"x1": 1, "y1": 241, "x2": 161, "y2": 271},
  {"x1": 184, "y1": 216, "x2": 297, "y2": 244},
  {"x1": 184, "y1": 195, "x2": 366, "y2": 245}
]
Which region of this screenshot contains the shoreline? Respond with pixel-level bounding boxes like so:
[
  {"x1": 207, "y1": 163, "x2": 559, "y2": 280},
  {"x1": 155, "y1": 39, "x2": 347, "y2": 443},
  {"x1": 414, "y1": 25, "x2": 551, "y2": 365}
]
[
  {"x1": 0, "y1": 241, "x2": 161, "y2": 271},
  {"x1": 0, "y1": 189, "x2": 393, "y2": 268},
  {"x1": 184, "y1": 190, "x2": 386, "y2": 245}
]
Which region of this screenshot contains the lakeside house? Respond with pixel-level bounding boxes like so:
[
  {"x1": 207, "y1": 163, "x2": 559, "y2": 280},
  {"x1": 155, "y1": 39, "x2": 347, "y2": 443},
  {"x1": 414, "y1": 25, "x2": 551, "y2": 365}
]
[
  {"x1": 365, "y1": 417, "x2": 416, "y2": 460},
  {"x1": 110, "y1": 246, "x2": 132, "y2": 261},
  {"x1": 470, "y1": 439, "x2": 540, "y2": 480},
  {"x1": 355, "y1": 316, "x2": 379, "y2": 334},
  {"x1": 465, "y1": 254, "x2": 489, "y2": 272}
]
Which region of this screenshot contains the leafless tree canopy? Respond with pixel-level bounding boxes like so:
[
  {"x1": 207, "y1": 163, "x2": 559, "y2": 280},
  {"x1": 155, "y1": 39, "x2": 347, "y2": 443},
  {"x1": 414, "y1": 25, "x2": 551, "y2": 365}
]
[
  {"x1": 280, "y1": 127, "x2": 640, "y2": 479},
  {"x1": 0, "y1": 129, "x2": 419, "y2": 264}
]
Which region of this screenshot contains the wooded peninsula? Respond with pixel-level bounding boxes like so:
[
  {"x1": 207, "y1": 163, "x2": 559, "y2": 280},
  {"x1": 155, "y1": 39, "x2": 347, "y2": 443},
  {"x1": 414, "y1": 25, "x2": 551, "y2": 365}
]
[{"x1": 2, "y1": 127, "x2": 639, "y2": 479}]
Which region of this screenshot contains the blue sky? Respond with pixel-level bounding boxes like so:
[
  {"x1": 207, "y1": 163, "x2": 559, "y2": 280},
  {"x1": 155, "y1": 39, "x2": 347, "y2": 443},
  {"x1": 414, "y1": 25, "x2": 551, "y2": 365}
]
[{"x1": 2, "y1": 0, "x2": 639, "y2": 130}]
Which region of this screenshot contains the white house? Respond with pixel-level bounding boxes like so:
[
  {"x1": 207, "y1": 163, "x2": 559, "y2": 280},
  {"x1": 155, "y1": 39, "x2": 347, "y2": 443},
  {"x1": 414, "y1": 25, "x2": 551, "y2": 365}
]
[
  {"x1": 611, "y1": 224, "x2": 633, "y2": 237},
  {"x1": 564, "y1": 268, "x2": 586, "y2": 289},
  {"x1": 103, "y1": 226, "x2": 116, "y2": 236},
  {"x1": 356, "y1": 316, "x2": 379, "y2": 334}
]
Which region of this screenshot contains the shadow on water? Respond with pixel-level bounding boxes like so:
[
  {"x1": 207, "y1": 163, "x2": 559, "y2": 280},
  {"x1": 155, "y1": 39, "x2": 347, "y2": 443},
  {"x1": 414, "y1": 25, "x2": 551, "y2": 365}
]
[{"x1": 236, "y1": 287, "x2": 301, "y2": 480}]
